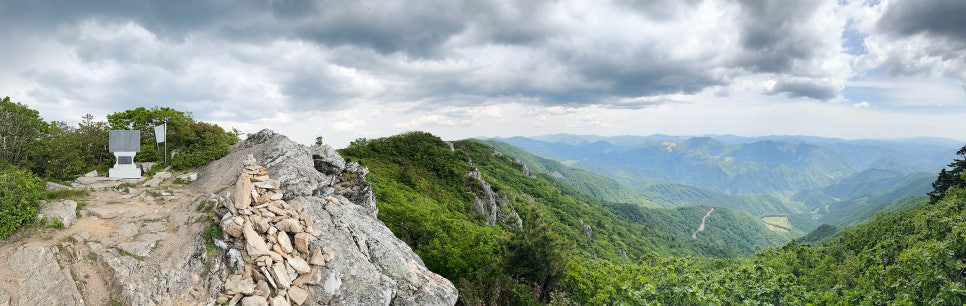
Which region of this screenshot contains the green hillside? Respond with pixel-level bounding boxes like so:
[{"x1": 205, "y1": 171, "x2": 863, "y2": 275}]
[
  {"x1": 558, "y1": 186, "x2": 966, "y2": 305},
  {"x1": 481, "y1": 139, "x2": 654, "y2": 206},
  {"x1": 797, "y1": 224, "x2": 842, "y2": 245},
  {"x1": 339, "y1": 132, "x2": 789, "y2": 304},
  {"x1": 637, "y1": 182, "x2": 804, "y2": 216}
]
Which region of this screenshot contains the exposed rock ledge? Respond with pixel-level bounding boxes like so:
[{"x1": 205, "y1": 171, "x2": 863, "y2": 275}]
[{"x1": 195, "y1": 129, "x2": 458, "y2": 305}]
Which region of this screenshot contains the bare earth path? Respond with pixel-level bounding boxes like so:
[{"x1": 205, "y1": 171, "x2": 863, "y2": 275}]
[
  {"x1": 0, "y1": 173, "x2": 204, "y2": 305},
  {"x1": 692, "y1": 207, "x2": 715, "y2": 240}
]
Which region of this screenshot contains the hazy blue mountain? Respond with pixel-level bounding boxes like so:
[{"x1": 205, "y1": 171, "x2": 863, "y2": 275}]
[
  {"x1": 792, "y1": 169, "x2": 933, "y2": 207},
  {"x1": 499, "y1": 136, "x2": 860, "y2": 195},
  {"x1": 480, "y1": 139, "x2": 655, "y2": 207},
  {"x1": 490, "y1": 134, "x2": 960, "y2": 232},
  {"x1": 499, "y1": 134, "x2": 959, "y2": 196}
]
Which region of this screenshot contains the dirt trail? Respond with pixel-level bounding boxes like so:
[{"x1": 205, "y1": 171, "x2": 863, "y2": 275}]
[
  {"x1": 0, "y1": 174, "x2": 202, "y2": 305},
  {"x1": 691, "y1": 207, "x2": 714, "y2": 240}
]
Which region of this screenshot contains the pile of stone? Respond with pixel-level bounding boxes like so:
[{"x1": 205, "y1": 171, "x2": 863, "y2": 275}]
[{"x1": 216, "y1": 154, "x2": 333, "y2": 306}]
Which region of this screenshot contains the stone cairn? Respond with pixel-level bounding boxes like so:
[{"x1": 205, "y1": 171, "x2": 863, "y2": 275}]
[{"x1": 216, "y1": 154, "x2": 334, "y2": 306}]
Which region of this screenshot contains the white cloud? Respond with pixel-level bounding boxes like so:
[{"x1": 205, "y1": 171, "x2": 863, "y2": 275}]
[{"x1": 0, "y1": 0, "x2": 963, "y2": 148}]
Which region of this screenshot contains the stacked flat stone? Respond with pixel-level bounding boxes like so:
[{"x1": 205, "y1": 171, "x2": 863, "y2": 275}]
[{"x1": 217, "y1": 154, "x2": 334, "y2": 306}]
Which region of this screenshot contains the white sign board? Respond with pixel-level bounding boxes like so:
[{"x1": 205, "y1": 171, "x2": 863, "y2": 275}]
[{"x1": 154, "y1": 124, "x2": 166, "y2": 143}]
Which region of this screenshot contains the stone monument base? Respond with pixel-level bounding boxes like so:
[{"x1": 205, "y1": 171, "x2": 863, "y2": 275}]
[{"x1": 109, "y1": 168, "x2": 141, "y2": 179}]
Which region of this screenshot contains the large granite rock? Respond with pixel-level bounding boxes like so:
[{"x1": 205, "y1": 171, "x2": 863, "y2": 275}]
[
  {"x1": 198, "y1": 129, "x2": 457, "y2": 305},
  {"x1": 9, "y1": 244, "x2": 84, "y2": 306}
]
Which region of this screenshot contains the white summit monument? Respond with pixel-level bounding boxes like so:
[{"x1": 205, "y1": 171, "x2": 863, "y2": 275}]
[{"x1": 108, "y1": 130, "x2": 142, "y2": 178}]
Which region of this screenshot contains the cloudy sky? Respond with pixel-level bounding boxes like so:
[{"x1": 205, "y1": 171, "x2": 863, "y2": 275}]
[{"x1": 2, "y1": 0, "x2": 965, "y2": 147}]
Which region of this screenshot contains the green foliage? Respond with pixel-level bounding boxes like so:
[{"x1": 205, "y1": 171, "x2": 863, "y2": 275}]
[
  {"x1": 342, "y1": 132, "x2": 798, "y2": 304},
  {"x1": 558, "y1": 186, "x2": 966, "y2": 305},
  {"x1": 638, "y1": 182, "x2": 805, "y2": 216},
  {"x1": 118, "y1": 248, "x2": 144, "y2": 260},
  {"x1": 929, "y1": 145, "x2": 966, "y2": 203},
  {"x1": 797, "y1": 224, "x2": 841, "y2": 244},
  {"x1": 203, "y1": 219, "x2": 222, "y2": 252},
  {"x1": 0, "y1": 97, "x2": 47, "y2": 166},
  {"x1": 26, "y1": 116, "x2": 113, "y2": 181},
  {"x1": 108, "y1": 106, "x2": 238, "y2": 167},
  {"x1": 0, "y1": 165, "x2": 45, "y2": 239},
  {"x1": 44, "y1": 188, "x2": 89, "y2": 200}
]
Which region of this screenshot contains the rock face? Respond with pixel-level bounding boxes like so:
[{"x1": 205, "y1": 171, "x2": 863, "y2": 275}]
[
  {"x1": 9, "y1": 244, "x2": 84, "y2": 305},
  {"x1": 467, "y1": 168, "x2": 522, "y2": 228},
  {"x1": 198, "y1": 129, "x2": 457, "y2": 305}
]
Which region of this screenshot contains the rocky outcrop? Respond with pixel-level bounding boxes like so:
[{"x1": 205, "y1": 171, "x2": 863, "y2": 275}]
[
  {"x1": 199, "y1": 129, "x2": 457, "y2": 305},
  {"x1": 37, "y1": 199, "x2": 78, "y2": 228},
  {"x1": 514, "y1": 159, "x2": 536, "y2": 179},
  {"x1": 9, "y1": 244, "x2": 84, "y2": 305},
  {"x1": 467, "y1": 168, "x2": 522, "y2": 228}
]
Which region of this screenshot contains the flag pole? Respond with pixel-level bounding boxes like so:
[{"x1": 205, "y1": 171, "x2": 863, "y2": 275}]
[{"x1": 164, "y1": 120, "x2": 168, "y2": 166}]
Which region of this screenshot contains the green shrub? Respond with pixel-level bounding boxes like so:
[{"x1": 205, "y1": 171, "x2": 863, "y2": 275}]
[
  {"x1": 0, "y1": 165, "x2": 45, "y2": 238},
  {"x1": 171, "y1": 146, "x2": 229, "y2": 170},
  {"x1": 203, "y1": 219, "x2": 223, "y2": 252}
]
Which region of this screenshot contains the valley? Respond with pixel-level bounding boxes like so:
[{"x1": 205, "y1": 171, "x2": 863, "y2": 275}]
[
  {"x1": 491, "y1": 134, "x2": 956, "y2": 235},
  {"x1": 340, "y1": 132, "x2": 966, "y2": 304}
]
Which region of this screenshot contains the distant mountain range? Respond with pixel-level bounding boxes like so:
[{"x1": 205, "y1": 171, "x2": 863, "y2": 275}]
[
  {"x1": 485, "y1": 134, "x2": 960, "y2": 232},
  {"x1": 494, "y1": 134, "x2": 958, "y2": 196}
]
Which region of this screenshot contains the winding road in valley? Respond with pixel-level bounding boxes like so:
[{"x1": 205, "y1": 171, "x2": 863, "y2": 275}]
[{"x1": 692, "y1": 207, "x2": 714, "y2": 240}]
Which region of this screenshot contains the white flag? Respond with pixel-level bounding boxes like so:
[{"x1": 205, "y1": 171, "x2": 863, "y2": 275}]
[{"x1": 154, "y1": 124, "x2": 166, "y2": 143}]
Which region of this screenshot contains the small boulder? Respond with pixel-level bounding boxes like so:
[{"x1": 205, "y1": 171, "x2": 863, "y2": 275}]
[
  {"x1": 234, "y1": 174, "x2": 253, "y2": 209},
  {"x1": 143, "y1": 171, "x2": 171, "y2": 187},
  {"x1": 293, "y1": 233, "x2": 312, "y2": 254},
  {"x1": 225, "y1": 275, "x2": 256, "y2": 295},
  {"x1": 244, "y1": 222, "x2": 272, "y2": 257},
  {"x1": 270, "y1": 295, "x2": 291, "y2": 306},
  {"x1": 241, "y1": 296, "x2": 269, "y2": 306},
  {"x1": 277, "y1": 232, "x2": 293, "y2": 254},
  {"x1": 310, "y1": 144, "x2": 346, "y2": 175},
  {"x1": 287, "y1": 256, "x2": 311, "y2": 274},
  {"x1": 288, "y1": 286, "x2": 308, "y2": 305},
  {"x1": 274, "y1": 219, "x2": 303, "y2": 233},
  {"x1": 37, "y1": 200, "x2": 78, "y2": 228},
  {"x1": 44, "y1": 181, "x2": 70, "y2": 191}
]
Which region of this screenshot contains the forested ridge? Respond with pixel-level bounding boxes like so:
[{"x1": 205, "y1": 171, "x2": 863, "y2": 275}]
[
  {"x1": 340, "y1": 132, "x2": 835, "y2": 304},
  {"x1": 342, "y1": 131, "x2": 966, "y2": 305}
]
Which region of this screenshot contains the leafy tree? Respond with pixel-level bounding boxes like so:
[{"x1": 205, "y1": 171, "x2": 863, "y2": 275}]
[
  {"x1": 107, "y1": 106, "x2": 237, "y2": 168},
  {"x1": 25, "y1": 115, "x2": 113, "y2": 181},
  {"x1": 107, "y1": 106, "x2": 192, "y2": 163},
  {"x1": 928, "y1": 144, "x2": 966, "y2": 203},
  {"x1": 170, "y1": 121, "x2": 239, "y2": 170},
  {"x1": 0, "y1": 164, "x2": 44, "y2": 238},
  {"x1": 0, "y1": 97, "x2": 46, "y2": 165}
]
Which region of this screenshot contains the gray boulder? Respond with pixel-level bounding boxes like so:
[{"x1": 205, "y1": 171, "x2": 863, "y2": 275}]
[
  {"x1": 45, "y1": 181, "x2": 71, "y2": 191},
  {"x1": 309, "y1": 144, "x2": 346, "y2": 175},
  {"x1": 9, "y1": 244, "x2": 84, "y2": 306},
  {"x1": 37, "y1": 200, "x2": 78, "y2": 228},
  {"x1": 197, "y1": 129, "x2": 458, "y2": 305},
  {"x1": 298, "y1": 196, "x2": 458, "y2": 305}
]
